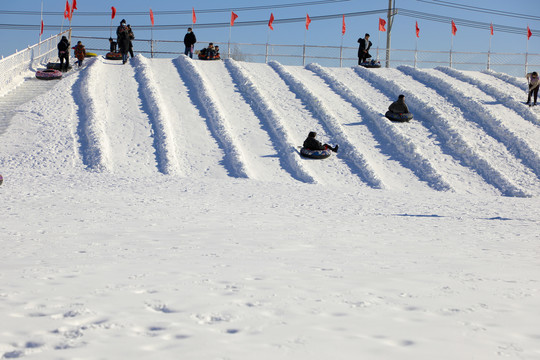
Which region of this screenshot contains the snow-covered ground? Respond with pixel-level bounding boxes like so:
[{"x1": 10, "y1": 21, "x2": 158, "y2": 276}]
[{"x1": 0, "y1": 55, "x2": 539, "y2": 360}]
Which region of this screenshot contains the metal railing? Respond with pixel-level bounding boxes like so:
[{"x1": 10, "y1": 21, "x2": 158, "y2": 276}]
[
  {"x1": 72, "y1": 34, "x2": 540, "y2": 77},
  {"x1": 0, "y1": 30, "x2": 71, "y2": 96}
]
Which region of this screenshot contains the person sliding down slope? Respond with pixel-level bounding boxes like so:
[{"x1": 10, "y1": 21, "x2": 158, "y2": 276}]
[{"x1": 303, "y1": 132, "x2": 338, "y2": 153}]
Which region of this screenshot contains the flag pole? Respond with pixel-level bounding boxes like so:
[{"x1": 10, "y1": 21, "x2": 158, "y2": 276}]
[
  {"x1": 488, "y1": 24, "x2": 492, "y2": 70},
  {"x1": 228, "y1": 22, "x2": 232, "y2": 59},
  {"x1": 303, "y1": 26, "x2": 307, "y2": 66},
  {"x1": 39, "y1": 0, "x2": 43, "y2": 43}
]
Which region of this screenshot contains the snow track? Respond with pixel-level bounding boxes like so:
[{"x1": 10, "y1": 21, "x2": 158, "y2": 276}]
[
  {"x1": 173, "y1": 56, "x2": 249, "y2": 179},
  {"x1": 224, "y1": 59, "x2": 315, "y2": 183},
  {"x1": 269, "y1": 61, "x2": 383, "y2": 189},
  {"x1": 354, "y1": 66, "x2": 531, "y2": 197},
  {"x1": 400, "y1": 67, "x2": 540, "y2": 180},
  {"x1": 1, "y1": 56, "x2": 539, "y2": 197},
  {"x1": 309, "y1": 65, "x2": 454, "y2": 193}
]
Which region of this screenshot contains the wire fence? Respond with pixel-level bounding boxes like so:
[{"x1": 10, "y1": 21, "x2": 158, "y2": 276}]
[
  {"x1": 0, "y1": 30, "x2": 71, "y2": 95},
  {"x1": 1, "y1": 31, "x2": 539, "y2": 86},
  {"x1": 74, "y1": 34, "x2": 540, "y2": 77}
]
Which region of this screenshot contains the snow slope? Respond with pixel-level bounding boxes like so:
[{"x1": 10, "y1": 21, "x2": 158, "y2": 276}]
[{"x1": 0, "y1": 55, "x2": 539, "y2": 360}]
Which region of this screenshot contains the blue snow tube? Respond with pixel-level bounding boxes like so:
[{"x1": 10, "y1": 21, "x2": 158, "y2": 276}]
[
  {"x1": 300, "y1": 147, "x2": 332, "y2": 159},
  {"x1": 385, "y1": 111, "x2": 413, "y2": 122}
]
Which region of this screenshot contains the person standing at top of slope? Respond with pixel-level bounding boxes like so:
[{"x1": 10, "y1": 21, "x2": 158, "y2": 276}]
[
  {"x1": 116, "y1": 19, "x2": 130, "y2": 64},
  {"x1": 357, "y1": 33, "x2": 372, "y2": 65},
  {"x1": 127, "y1": 25, "x2": 135, "y2": 59},
  {"x1": 303, "y1": 132, "x2": 338, "y2": 153},
  {"x1": 57, "y1": 35, "x2": 70, "y2": 72},
  {"x1": 526, "y1": 71, "x2": 539, "y2": 106},
  {"x1": 184, "y1": 27, "x2": 197, "y2": 59},
  {"x1": 388, "y1": 94, "x2": 410, "y2": 114},
  {"x1": 73, "y1": 41, "x2": 86, "y2": 68}
]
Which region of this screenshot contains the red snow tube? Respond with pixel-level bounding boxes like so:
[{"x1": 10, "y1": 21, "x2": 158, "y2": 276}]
[
  {"x1": 35, "y1": 69, "x2": 63, "y2": 80},
  {"x1": 106, "y1": 52, "x2": 122, "y2": 60}
]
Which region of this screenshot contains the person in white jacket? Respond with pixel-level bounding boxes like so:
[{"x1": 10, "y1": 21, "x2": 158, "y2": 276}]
[{"x1": 526, "y1": 71, "x2": 539, "y2": 106}]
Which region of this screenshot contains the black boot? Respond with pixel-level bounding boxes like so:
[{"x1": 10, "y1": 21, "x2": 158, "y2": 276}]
[{"x1": 333, "y1": 145, "x2": 339, "y2": 153}]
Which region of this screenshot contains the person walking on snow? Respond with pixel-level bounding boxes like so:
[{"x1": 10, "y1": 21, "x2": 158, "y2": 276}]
[
  {"x1": 127, "y1": 25, "x2": 135, "y2": 58},
  {"x1": 184, "y1": 27, "x2": 197, "y2": 58},
  {"x1": 73, "y1": 41, "x2": 86, "y2": 68},
  {"x1": 388, "y1": 94, "x2": 410, "y2": 114},
  {"x1": 357, "y1": 33, "x2": 372, "y2": 65},
  {"x1": 116, "y1": 19, "x2": 130, "y2": 64},
  {"x1": 57, "y1": 36, "x2": 70, "y2": 72},
  {"x1": 526, "y1": 71, "x2": 539, "y2": 106},
  {"x1": 303, "y1": 132, "x2": 338, "y2": 153}
]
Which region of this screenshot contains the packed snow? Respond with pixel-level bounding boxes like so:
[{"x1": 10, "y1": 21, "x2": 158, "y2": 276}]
[{"x1": 0, "y1": 55, "x2": 539, "y2": 360}]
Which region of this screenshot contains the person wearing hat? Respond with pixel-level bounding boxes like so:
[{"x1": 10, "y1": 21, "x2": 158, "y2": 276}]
[
  {"x1": 388, "y1": 94, "x2": 410, "y2": 115},
  {"x1": 116, "y1": 19, "x2": 130, "y2": 64},
  {"x1": 73, "y1": 40, "x2": 86, "y2": 68},
  {"x1": 303, "y1": 132, "x2": 338, "y2": 152},
  {"x1": 357, "y1": 33, "x2": 372, "y2": 65},
  {"x1": 57, "y1": 35, "x2": 71, "y2": 71},
  {"x1": 184, "y1": 27, "x2": 197, "y2": 59}
]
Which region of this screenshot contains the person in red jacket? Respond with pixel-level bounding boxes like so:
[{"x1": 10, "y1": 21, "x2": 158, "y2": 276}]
[{"x1": 73, "y1": 41, "x2": 86, "y2": 67}]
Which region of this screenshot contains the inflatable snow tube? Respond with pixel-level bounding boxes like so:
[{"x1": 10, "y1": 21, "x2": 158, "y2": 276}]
[
  {"x1": 385, "y1": 111, "x2": 413, "y2": 122},
  {"x1": 85, "y1": 52, "x2": 97, "y2": 57},
  {"x1": 360, "y1": 60, "x2": 381, "y2": 68},
  {"x1": 106, "y1": 52, "x2": 122, "y2": 60},
  {"x1": 36, "y1": 69, "x2": 63, "y2": 80},
  {"x1": 46, "y1": 62, "x2": 71, "y2": 71},
  {"x1": 197, "y1": 54, "x2": 221, "y2": 60},
  {"x1": 300, "y1": 147, "x2": 332, "y2": 159}
]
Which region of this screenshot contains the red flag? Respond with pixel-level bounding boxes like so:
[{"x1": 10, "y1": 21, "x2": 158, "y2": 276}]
[
  {"x1": 40, "y1": 20, "x2": 44, "y2": 36},
  {"x1": 379, "y1": 18, "x2": 386, "y2": 32},
  {"x1": 231, "y1": 11, "x2": 239, "y2": 26},
  {"x1": 342, "y1": 15, "x2": 346, "y2": 35},
  {"x1": 306, "y1": 14, "x2": 311, "y2": 30},
  {"x1": 150, "y1": 9, "x2": 154, "y2": 26},
  {"x1": 490, "y1": 22, "x2": 493, "y2": 36},
  {"x1": 268, "y1": 13, "x2": 274, "y2": 30},
  {"x1": 415, "y1": 21, "x2": 420, "y2": 38},
  {"x1": 64, "y1": 1, "x2": 70, "y2": 19},
  {"x1": 192, "y1": 8, "x2": 196, "y2": 24},
  {"x1": 111, "y1": 6, "x2": 116, "y2": 20},
  {"x1": 69, "y1": 0, "x2": 76, "y2": 21},
  {"x1": 451, "y1": 20, "x2": 457, "y2": 36},
  {"x1": 527, "y1": 25, "x2": 532, "y2": 40}
]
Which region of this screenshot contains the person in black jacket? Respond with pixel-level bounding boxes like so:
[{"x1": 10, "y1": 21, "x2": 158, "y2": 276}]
[
  {"x1": 116, "y1": 20, "x2": 130, "y2": 64},
  {"x1": 57, "y1": 36, "x2": 70, "y2": 71},
  {"x1": 127, "y1": 25, "x2": 135, "y2": 58},
  {"x1": 184, "y1": 27, "x2": 197, "y2": 58},
  {"x1": 303, "y1": 132, "x2": 338, "y2": 152},
  {"x1": 357, "y1": 33, "x2": 372, "y2": 65}
]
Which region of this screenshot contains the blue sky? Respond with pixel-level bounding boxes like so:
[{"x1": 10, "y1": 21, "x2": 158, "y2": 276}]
[{"x1": 1, "y1": 0, "x2": 538, "y2": 59}]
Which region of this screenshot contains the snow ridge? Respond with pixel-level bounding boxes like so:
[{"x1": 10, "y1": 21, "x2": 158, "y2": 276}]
[
  {"x1": 223, "y1": 59, "x2": 316, "y2": 184},
  {"x1": 173, "y1": 56, "x2": 249, "y2": 179},
  {"x1": 131, "y1": 55, "x2": 181, "y2": 176},
  {"x1": 482, "y1": 69, "x2": 528, "y2": 91},
  {"x1": 354, "y1": 66, "x2": 528, "y2": 198},
  {"x1": 307, "y1": 63, "x2": 451, "y2": 192},
  {"x1": 268, "y1": 61, "x2": 383, "y2": 189},
  {"x1": 73, "y1": 58, "x2": 112, "y2": 172},
  {"x1": 437, "y1": 67, "x2": 538, "y2": 126},
  {"x1": 399, "y1": 65, "x2": 540, "y2": 179}
]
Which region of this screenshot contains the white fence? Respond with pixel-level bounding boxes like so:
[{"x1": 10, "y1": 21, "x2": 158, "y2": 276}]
[{"x1": 0, "y1": 30, "x2": 70, "y2": 96}]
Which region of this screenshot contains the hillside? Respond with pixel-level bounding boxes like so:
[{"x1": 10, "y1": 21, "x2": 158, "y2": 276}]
[{"x1": 0, "y1": 57, "x2": 539, "y2": 359}]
